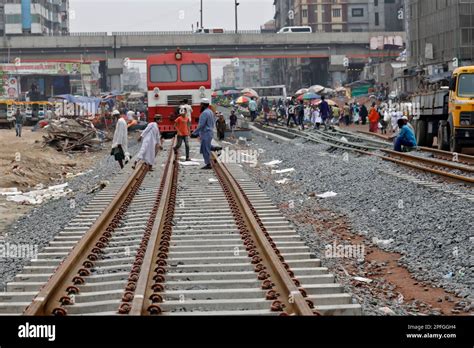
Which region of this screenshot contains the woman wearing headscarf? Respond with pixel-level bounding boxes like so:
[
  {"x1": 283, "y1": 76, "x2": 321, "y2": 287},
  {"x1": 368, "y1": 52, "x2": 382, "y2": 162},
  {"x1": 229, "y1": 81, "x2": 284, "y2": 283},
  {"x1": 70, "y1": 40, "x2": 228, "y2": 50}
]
[
  {"x1": 368, "y1": 102, "x2": 380, "y2": 133},
  {"x1": 111, "y1": 110, "x2": 129, "y2": 169},
  {"x1": 132, "y1": 115, "x2": 162, "y2": 171}
]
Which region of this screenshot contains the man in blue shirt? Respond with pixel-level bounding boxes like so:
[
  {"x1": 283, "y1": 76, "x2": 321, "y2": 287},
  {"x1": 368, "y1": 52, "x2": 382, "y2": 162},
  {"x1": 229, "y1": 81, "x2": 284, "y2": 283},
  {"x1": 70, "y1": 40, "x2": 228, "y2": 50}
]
[
  {"x1": 249, "y1": 98, "x2": 258, "y2": 122},
  {"x1": 394, "y1": 119, "x2": 417, "y2": 152},
  {"x1": 192, "y1": 98, "x2": 215, "y2": 169}
]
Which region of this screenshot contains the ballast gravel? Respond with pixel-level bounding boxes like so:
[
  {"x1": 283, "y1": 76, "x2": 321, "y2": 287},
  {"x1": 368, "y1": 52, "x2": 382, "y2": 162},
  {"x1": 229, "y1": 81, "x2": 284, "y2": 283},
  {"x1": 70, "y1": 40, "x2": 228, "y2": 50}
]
[
  {"x1": 0, "y1": 139, "x2": 140, "y2": 291},
  {"x1": 235, "y1": 133, "x2": 473, "y2": 313}
]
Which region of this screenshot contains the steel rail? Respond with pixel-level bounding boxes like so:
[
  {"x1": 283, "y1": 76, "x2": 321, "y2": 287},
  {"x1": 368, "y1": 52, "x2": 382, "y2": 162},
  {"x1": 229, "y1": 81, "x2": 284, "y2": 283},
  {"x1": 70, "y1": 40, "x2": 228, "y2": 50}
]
[
  {"x1": 259, "y1": 123, "x2": 474, "y2": 185},
  {"x1": 211, "y1": 153, "x2": 315, "y2": 316},
  {"x1": 356, "y1": 129, "x2": 474, "y2": 165},
  {"x1": 380, "y1": 149, "x2": 474, "y2": 173},
  {"x1": 23, "y1": 163, "x2": 149, "y2": 316},
  {"x1": 125, "y1": 144, "x2": 177, "y2": 316}
]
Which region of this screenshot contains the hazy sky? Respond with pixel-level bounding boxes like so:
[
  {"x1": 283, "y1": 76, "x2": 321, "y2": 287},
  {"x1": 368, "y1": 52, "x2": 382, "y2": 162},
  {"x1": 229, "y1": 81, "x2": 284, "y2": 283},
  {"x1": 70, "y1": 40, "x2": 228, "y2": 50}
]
[
  {"x1": 69, "y1": 0, "x2": 275, "y2": 79},
  {"x1": 70, "y1": 0, "x2": 275, "y2": 33}
]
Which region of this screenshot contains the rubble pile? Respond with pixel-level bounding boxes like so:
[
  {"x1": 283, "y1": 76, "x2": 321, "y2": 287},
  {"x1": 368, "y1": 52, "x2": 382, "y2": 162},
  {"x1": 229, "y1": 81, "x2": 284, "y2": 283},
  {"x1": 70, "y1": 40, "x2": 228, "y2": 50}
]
[{"x1": 43, "y1": 119, "x2": 102, "y2": 152}]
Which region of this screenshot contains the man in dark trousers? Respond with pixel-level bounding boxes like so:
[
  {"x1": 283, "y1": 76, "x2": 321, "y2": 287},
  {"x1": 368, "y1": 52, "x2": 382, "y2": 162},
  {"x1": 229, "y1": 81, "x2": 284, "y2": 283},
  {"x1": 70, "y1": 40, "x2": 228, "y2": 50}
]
[
  {"x1": 192, "y1": 98, "x2": 215, "y2": 170},
  {"x1": 319, "y1": 96, "x2": 330, "y2": 130},
  {"x1": 14, "y1": 109, "x2": 24, "y2": 137},
  {"x1": 297, "y1": 100, "x2": 305, "y2": 130},
  {"x1": 287, "y1": 98, "x2": 297, "y2": 127},
  {"x1": 360, "y1": 104, "x2": 369, "y2": 125}
]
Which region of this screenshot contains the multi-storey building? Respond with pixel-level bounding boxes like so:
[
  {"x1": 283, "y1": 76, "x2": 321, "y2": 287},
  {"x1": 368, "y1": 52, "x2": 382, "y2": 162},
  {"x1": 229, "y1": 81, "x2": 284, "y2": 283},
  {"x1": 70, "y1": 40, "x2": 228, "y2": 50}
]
[
  {"x1": 406, "y1": 0, "x2": 474, "y2": 70},
  {"x1": 272, "y1": 0, "x2": 405, "y2": 91},
  {"x1": 292, "y1": 0, "x2": 404, "y2": 33},
  {"x1": 1, "y1": 0, "x2": 69, "y2": 36},
  {"x1": 221, "y1": 59, "x2": 274, "y2": 89}
]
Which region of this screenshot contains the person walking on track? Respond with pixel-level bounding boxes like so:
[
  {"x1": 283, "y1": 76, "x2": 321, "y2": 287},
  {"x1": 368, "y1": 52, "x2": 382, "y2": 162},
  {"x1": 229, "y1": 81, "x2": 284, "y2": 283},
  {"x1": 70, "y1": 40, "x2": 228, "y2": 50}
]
[
  {"x1": 192, "y1": 98, "x2": 215, "y2": 170},
  {"x1": 111, "y1": 110, "x2": 129, "y2": 169},
  {"x1": 174, "y1": 109, "x2": 191, "y2": 161},
  {"x1": 133, "y1": 115, "x2": 162, "y2": 171}
]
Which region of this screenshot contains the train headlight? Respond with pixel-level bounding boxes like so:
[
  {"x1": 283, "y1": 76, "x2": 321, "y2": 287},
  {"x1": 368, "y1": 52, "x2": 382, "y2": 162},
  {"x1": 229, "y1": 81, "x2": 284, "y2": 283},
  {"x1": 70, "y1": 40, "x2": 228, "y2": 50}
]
[
  {"x1": 154, "y1": 87, "x2": 160, "y2": 99},
  {"x1": 199, "y1": 86, "x2": 206, "y2": 98}
]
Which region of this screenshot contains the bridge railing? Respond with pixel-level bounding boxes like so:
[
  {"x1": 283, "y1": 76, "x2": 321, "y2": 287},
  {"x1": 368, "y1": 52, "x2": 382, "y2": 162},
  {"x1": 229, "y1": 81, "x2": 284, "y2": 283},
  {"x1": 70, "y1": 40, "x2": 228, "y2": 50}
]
[
  {"x1": 65, "y1": 30, "x2": 271, "y2": 37},
  {"x1": 69, "y1": 32, "x2": 109, "y2": 37}
]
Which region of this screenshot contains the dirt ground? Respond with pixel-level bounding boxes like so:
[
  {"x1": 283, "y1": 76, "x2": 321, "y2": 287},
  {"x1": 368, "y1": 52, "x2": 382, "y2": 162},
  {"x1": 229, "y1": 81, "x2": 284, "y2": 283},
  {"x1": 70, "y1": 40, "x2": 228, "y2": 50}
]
[{"x1": 0, "y1": 127, "x2": 108, "y2": 236}]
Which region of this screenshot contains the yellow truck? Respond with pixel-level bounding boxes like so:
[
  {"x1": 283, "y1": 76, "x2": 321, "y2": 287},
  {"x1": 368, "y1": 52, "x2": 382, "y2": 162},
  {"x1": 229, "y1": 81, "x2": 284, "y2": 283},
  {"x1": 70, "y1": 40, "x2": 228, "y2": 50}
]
[
  {"x1": 412, "y1": 67, "x2": 474, "y2": 152},
  {"x1": 0, "y1": 100, "x2": 16, "y2": 129}
]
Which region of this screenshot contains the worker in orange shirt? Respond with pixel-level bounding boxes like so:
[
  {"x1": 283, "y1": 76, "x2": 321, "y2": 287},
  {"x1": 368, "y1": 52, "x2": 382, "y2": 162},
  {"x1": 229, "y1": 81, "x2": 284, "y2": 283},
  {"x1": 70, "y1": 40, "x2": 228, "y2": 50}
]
[{"x1": 174, "y1": 108, "x2": 191, "y2": 161}]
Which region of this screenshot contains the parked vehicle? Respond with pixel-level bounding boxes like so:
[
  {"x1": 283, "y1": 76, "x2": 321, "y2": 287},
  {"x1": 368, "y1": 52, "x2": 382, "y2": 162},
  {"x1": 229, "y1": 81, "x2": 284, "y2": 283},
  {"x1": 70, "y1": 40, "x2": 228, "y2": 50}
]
[
  {"x1": 277, "y1": 26, "x2": 312, "y2": 33},
  {"x1": 0, "y1": 101, "x2": 15, "y2": 129}
]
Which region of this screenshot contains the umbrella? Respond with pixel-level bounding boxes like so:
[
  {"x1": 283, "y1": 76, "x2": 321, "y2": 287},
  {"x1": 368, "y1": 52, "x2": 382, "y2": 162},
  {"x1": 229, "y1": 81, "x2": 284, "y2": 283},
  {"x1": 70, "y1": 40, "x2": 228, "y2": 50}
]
[
  {"x1": 312, "y1": 99, "x2": 338, "y2": 106},
  {"x1": 241, "y1": 88, "x2": 259, "y2": 98},
  {"x1": 309, "y1": 85, "x2": 325, "y2": 94},
  {"x1": 224, "y1": 89, "x2": 240, "y2": 96},
  {"x1": 335, "y1": 87, "x2": 347, "y2": 93},
  {"x1": 295, "y1": 88, "x2": 309, "y2": 96},
  {"x1": 321, "y1": 88, "x2": 335, "y2": 95},
  {"x1": 302, "y1": 92, "x2": 321, "y2": 100},
  {"x1": 236, "y1": 96, "x2": 250, "y2": 104}
]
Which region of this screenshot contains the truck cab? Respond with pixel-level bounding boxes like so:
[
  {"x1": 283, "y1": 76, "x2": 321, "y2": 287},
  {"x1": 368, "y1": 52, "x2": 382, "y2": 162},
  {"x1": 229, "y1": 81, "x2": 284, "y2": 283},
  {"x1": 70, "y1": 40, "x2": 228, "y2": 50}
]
[{"x1": 445, "y1": 67, "x2": 474, "y2": 152}]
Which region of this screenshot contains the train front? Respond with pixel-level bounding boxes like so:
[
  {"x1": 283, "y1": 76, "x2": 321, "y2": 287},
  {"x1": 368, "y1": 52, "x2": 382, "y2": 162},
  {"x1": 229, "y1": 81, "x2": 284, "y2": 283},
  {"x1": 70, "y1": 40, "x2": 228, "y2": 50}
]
[{"x1": 147, "y1": 49, "x2": 212, "y2": 138}]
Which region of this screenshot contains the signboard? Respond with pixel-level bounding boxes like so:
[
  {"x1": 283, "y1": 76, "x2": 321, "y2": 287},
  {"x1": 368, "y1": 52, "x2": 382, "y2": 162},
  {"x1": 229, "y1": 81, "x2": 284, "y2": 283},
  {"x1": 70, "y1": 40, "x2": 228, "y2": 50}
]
[
  {"x1": 0, "y1": 62, "x2": 83, "y2": 76},
  {"x1": 370, "y1": 36, "x2": 404, "y2": 50},
  {"x1": 350, "y1": 84, "x2": 372, "y2": 97},
  {"x1": 1, "y1": 76, "x2": 20, "y2": 99}
]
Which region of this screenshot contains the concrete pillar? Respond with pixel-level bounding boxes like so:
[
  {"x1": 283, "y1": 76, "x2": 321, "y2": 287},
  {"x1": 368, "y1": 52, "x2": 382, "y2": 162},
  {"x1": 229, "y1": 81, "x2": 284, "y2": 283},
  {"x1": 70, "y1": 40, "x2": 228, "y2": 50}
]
[
  {"x1": 109, "y1": 75, "x2": 122, "y2": 92},
  {"x1": 106, "y1": 58, "x2": 124, "y2": 92}
]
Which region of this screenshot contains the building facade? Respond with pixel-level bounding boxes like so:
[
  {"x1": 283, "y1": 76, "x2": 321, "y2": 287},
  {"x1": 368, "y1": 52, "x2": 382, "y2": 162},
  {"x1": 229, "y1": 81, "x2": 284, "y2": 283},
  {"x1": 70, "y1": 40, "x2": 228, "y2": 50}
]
[
  {"x1": 271, "y1": 0, "x2": 405, "y2": 92},
  {"x1": 406, "y1": 0, "x2": 474, "y2": 70},
  {"x1": 1, "y1": 0, "x2": 69, "y2": 36},
  {"x1": 292, "y1": 0, "x2": 404, "y2": 33},
  {"x1": 221, "y1": 59, "x2": 273, "y2": 89}
]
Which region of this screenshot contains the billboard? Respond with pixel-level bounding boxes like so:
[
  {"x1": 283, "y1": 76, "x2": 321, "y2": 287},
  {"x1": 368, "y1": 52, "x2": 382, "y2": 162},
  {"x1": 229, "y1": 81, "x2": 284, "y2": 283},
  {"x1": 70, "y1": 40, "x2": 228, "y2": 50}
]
[
  {"x1": 370, "y1": 36, "x2": 404, "y2": 50},
  {"x1": 1, "y1": 76, "x2": 20, "y2": 99},
  {"x1": 0, "y1": 62, "x2": 83, "y2": 76}
]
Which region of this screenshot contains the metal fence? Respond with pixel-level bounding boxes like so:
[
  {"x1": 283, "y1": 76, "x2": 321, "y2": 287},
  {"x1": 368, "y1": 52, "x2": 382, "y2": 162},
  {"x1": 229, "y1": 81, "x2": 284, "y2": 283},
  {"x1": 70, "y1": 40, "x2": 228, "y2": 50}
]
[{"x1": 65, "y1": 30, "x2": 270, "y2": 37}]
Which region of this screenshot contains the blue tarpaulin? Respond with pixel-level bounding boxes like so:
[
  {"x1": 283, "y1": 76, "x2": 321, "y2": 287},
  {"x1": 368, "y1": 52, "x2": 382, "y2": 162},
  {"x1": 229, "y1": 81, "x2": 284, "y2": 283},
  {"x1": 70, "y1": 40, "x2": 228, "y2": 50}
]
[{"x1": 53, "y1": 95, "x2": 102, "y2": 115}]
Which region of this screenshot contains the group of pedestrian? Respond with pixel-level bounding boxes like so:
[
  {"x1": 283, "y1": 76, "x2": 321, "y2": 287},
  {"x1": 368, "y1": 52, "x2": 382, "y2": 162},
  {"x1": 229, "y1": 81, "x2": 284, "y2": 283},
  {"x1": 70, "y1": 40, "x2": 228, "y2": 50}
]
[{"x1": 283, "y1": 96, "x2": 332, "y2": 130}]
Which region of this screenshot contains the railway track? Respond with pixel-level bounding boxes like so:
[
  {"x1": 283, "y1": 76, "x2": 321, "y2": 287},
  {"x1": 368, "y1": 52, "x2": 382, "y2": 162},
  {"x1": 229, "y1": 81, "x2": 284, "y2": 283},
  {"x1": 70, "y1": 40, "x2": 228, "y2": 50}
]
[
  {"x1": 254, "y1": 123, "x2": 474, "y2": 185},
  {"x1": 0, "y1": 140, "x2": 360, "y2": 316}
]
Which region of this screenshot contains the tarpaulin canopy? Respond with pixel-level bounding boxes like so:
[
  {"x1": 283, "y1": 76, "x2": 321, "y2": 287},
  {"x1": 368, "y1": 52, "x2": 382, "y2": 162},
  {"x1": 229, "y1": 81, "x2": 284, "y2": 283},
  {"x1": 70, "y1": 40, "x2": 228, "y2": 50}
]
[{"x1": 53, "y1": 94, "x2": 102, "y2": 115}]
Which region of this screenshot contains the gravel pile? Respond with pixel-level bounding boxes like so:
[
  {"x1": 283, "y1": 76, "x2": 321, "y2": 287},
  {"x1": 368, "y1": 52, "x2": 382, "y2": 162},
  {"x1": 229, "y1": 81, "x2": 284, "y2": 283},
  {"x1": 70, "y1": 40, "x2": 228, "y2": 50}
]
[
  {"x1": 237, "y1": 133, "x2": 473, "y2": 313},
  {"x1": 0, "y1": 139, "x2": 140, "y2": 291}
]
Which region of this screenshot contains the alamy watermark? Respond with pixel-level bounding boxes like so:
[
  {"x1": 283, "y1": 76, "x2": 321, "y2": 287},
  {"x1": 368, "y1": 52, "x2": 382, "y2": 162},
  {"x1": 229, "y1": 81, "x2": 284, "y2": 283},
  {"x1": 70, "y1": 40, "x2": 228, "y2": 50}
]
[
  {"x1": 220, "y1": 147, "x2": 262, "y2": 167},
  {"x1": 325, "y1": 240, "x2": 365, "y2": 261},
  {"x1": 0, "y1": 242, "x2": 38, "y2": 260},
  {"x1": 378, "y1": 100, "x2": 421, "y2": 117}
]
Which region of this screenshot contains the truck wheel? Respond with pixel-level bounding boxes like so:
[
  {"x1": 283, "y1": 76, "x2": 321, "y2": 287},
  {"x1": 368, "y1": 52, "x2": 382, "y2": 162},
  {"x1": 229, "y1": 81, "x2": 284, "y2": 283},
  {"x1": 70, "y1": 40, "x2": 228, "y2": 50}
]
[
  {"x1": 450, "y1": 132, "x2": 462, "y2": 153},
  {"x1": 437, "y1": 121, "x2": 449, "y2": 151},
  {"x1": 415, "y1": 120, "x2": 426, "y2": 147}
]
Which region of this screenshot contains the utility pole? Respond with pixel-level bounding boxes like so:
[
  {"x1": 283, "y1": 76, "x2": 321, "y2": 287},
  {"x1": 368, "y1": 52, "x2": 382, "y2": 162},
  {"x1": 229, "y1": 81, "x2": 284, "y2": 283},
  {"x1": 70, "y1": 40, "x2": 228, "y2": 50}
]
[
  {"x1": 200, "y1": 0, "x2": 203, "y2": 29},
  {"x1": 235, "y1": 0, "x2": 240, "y2": 33}
]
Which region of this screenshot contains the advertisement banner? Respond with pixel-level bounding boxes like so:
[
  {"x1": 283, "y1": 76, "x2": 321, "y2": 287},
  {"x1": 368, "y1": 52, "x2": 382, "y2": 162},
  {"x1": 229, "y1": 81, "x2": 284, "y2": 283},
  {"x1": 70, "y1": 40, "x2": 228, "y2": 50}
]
[
  {"x1": 1, "y1": 76, "x2": 20, "y2": 99},
  {"x1": 0, "y1": 62, "x2": 83, "y2": 76}
]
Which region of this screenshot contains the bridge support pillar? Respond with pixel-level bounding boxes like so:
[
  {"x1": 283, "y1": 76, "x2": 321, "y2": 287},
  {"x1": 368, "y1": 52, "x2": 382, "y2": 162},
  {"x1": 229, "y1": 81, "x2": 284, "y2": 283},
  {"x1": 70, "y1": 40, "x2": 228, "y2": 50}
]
[{"x1": 107, "y1": 58, "x2": 124, "y2": 92}]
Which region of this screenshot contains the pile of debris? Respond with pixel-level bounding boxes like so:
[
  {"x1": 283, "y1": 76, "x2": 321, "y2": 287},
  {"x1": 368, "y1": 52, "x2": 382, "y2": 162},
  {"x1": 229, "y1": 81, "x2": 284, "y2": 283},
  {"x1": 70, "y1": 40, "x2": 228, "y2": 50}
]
[{"x1": 43, "y1": 118, "x2": 102, "y2": 152}]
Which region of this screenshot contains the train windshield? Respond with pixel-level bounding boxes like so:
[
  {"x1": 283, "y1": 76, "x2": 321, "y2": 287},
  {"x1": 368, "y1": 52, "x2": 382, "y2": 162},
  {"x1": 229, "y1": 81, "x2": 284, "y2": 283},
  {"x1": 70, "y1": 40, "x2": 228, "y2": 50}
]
[
  {"x1": 457, "y1": 74, "x2": 474, "y2": 97},
  {"x1": 181, "y1": 63, "x2": 208, "y2": 82},
  {"x1": 150, "y1": 64, "x2": 178, "y2": 82}
]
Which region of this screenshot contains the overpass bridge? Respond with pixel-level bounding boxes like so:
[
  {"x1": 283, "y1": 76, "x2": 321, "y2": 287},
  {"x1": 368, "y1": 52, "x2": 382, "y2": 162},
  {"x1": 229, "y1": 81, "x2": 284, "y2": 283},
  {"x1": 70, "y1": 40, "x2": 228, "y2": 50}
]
[{"x1": 0, "y1": 31, "x2": 405, "y2": 61}]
